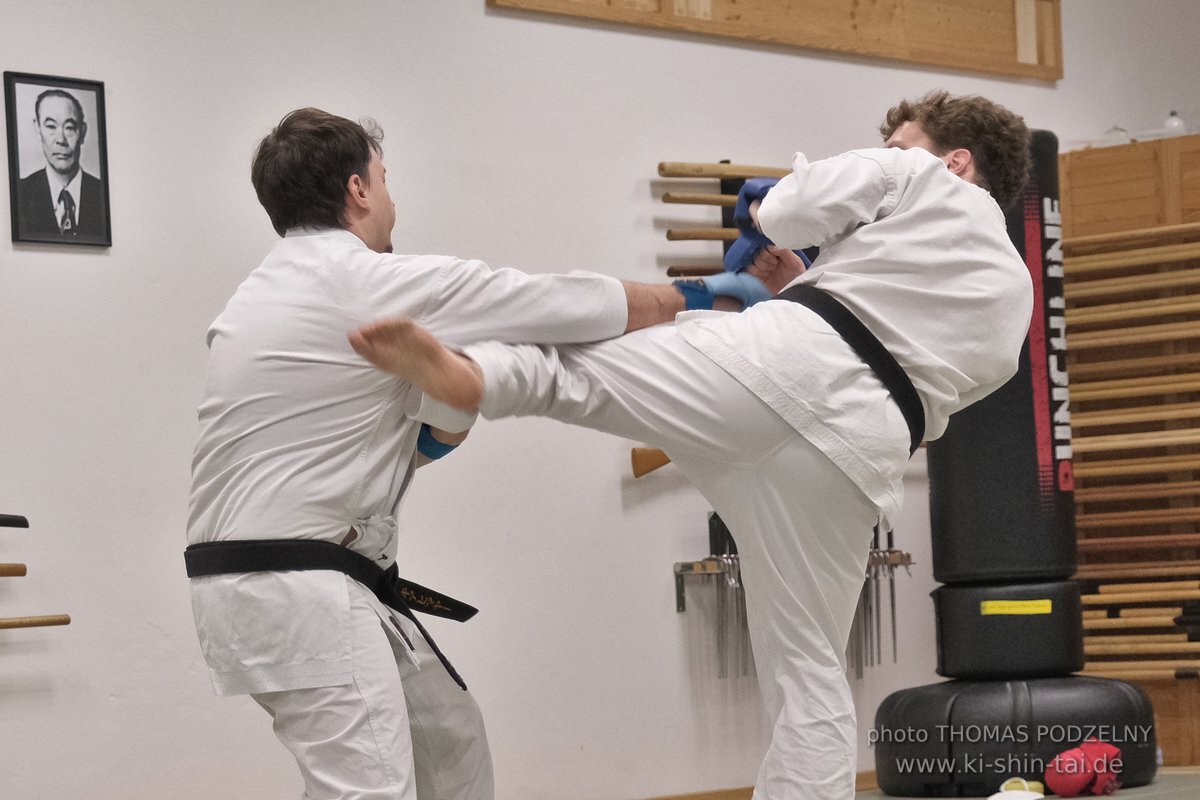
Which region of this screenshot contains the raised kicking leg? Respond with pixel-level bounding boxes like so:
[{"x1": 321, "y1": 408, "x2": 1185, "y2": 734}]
[{"x1": 349, "y1": 317, "x2": 484, "y2": 410}]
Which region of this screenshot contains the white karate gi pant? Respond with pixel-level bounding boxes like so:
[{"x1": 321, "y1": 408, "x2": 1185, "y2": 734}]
[
  {"x1": 252, "y1": 582, "x2": 493, "y2": 800},
  {"x1": 463, "y1": 324, "x2": 878, "y2": 800}
]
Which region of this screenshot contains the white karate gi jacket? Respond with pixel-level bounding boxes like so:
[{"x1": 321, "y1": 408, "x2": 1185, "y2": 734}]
[
  {"x1": 678, "y1": 146, "x2": 1034, "y2": 527},
  {"x1": 187, "y1": 228, "x2": 627, "y2": 695}
]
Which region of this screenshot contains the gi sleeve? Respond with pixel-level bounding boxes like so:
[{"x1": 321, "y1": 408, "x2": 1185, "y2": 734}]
[
  {"x1": 757, "y1": 149, "x2": 912, "y2": 250},
  {"x1": 419, "y1": 261, "x2": 629, "y2": 347}
]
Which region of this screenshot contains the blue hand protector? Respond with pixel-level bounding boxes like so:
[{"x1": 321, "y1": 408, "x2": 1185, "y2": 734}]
[
  {"x1": 724, "y1": 235, "x2": 814, "y2": 274},
  {"x1": 732, "y1": 177, "x2": 780, "y2": 245},
  {"x1": 673, "y1": 272, "x2": 772, "y2": 311},
  {"x1": 417, "y1": 423, "x2": 458, "y2": 460}
]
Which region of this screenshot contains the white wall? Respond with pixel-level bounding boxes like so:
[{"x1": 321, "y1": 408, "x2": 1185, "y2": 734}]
[{"x1": 1, "y1": 2, "x2": 1197, "y2": 798}]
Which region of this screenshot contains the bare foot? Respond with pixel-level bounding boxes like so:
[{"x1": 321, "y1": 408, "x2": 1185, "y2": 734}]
[{"x1": 348, "y1": 317, "x2": 484, "y2": 410}]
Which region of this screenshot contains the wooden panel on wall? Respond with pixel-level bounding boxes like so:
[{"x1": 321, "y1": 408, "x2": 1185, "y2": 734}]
[
  {"x1": 1060, "y1": 135, "x2": 1200, "y2": 239},
  {"x1": 489, "y1": 0, "x2": 1062, "y2": 80}
]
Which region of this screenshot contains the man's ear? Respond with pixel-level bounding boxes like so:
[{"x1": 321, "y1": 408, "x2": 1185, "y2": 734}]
[
  {"x1": 943, "y1": 147, "x2": 974, "y2": 179},
  {"x1": 345, "y1": 172, "x2": 370, "y2": 211}
]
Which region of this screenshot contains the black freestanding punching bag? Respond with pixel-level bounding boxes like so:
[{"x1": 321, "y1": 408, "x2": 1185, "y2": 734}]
[{"x1": 928, "y1": 130, "x2": 1075, "y2": 585}]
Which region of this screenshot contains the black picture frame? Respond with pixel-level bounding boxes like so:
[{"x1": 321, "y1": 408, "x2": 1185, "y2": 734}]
[{"x1": 4, "y1": 71, "x2": 111, "y2": 247}]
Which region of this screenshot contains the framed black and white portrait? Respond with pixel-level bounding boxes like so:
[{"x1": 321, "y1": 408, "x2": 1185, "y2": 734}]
[{"x1": 5, "y1": 72, "x2": 111, "y2": 247}]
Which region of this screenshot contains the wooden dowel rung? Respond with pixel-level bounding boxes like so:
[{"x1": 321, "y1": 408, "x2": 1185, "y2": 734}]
[
  {"x1": 1084, "y1": 641, "x2": 1200, "y2": 656},
  {"x1": 1077, "y1": 508, "x2": 1200, "y2": 529},
  {"x1": 662, "y1": 191, "x2": 737, "y2": 206},
  {"x1": 1074, "y1": 454, "x2": 1200, "y2": 479},
  {"x1": 1084, "y1": 659, "x2": 1200, "y2": 671},
  {"x1": 666, "y1": 228, "x2": 739, "y2": 241},
  {"x1": 1084, "y1": 616, "x2": 1179, "y2": 630},
  {"x1": 1068, "y1": 353, "x2": 1200, "y2": 381},
  {"x1": 666, "y1": 266, "x2": 723, "y2": 277},
  {"x1": 1073, "y1": 402, "x2": 1200, "y2": 428},
  {"x1": 1065, "y1": 241, "x2": 1200, "y2": 275},
  {"x1": 1065, "y1": 295, "x2": 1200, "y2": 327},
  {"x1": 1081, "y1": 668, "x2": 1197, "y2": 680},
  {"x1": 658, "y1": 162, "x2": 788, "y2": 180},
  {"x1": 1065, "y1": 269, "x2": 1200, "y2": 301},
  {"x1": 0, "y1": 563, "x2": 27, "y2": 577},
  {"x1": 0, "y1": 614, "x2": 71, "y2": 630},
  {"x1": 1082, "y1": 633, "x2": 1189, "y2": 644},
  {"x1": 1079, "y1": 566, "x2": 1200, "y2": 581},
  {"x1": 1064, "y1": 222, "x2": 1200, "y2": 257},
  {"x1": 1071, "y1": 373, "x2": 1200, "y2": 402},
  {"x1": 1082, "y1": 607, "x2": 1181, "y2": 618},
  {"x1": 1081, "y1": 588, "x2": 1200, "y2": 605},
  {"x1": 1075, "y1": 482, "x2": 1200, "y2": 503},
  {"x1": 1068, "y1": 321, "x2": 1200, "y2": 350},
  {"x1": 1079, "y1": 535, "x2": 1200, "y2": 554},
  {"x1": 1097, "y1": 580, "x2": 1200, "y2": 595},
  {"x1": 1073, "y1": 428, "x2": 1200, "y2": 453}
]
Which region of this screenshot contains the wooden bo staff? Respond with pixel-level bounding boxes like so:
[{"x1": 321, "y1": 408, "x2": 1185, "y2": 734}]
[
  {"x1": 666, "y1": 266, "x2": 723, "y2": 277},
  {"x1": 666, "y1": 228, "x2": 739, "y2": 242},
  {"x1": 0, "y1": 614, "x2": 71, "y2": 630},
  {"x1": 658, "y1": 162, "x2": 789, "y2": 180},
  {"x1": 662, "y1": 191, "x2": 737, "y2": 207},
  {"x1": 632, "y1": 447, "x2": 672, "y2": 478},
  {"x1": 0, "y1": 563, "x2": 28, "y2": 577}
]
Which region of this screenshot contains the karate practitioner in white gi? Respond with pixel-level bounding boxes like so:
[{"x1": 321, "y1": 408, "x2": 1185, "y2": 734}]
[
  {"x1": 347, "y1": 92, "x2": 1036, "y2": 800},
  {"x1": 185, "y1": 107, "x2": 766, "y2": 800}
]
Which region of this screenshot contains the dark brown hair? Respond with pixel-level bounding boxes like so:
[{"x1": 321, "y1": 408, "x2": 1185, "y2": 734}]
[
  {"x1": 250, "y1": 108, "x2": 383, "y2": 235},
  {"x1": 880, "y1": 90, "x2": 1030, "y2": 209}
]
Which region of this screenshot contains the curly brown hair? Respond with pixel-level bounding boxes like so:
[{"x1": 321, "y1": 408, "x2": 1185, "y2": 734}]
[
  {"x1": 880, "y1": 90, "x2": 1030, "y2": 209},
  {"x1": 251, "y1": 108, "x2": 383, "y2": 236}
]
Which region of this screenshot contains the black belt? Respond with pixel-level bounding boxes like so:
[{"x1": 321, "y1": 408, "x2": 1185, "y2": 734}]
[
  {"x1": 185, "y1": 539, "x2": 477, "y2": 690},
  {"x1": 776, "y1": 283, "x2": 925, "y2": 455}
]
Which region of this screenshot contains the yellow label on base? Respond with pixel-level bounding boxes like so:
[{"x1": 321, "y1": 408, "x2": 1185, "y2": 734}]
[{"x1": 980, "y1": 599, "x2": 1053, "y2": 616}]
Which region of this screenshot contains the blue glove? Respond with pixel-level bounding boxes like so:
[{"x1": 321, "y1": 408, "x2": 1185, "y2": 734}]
[
  {"x1": 673, "y1": 272, "x2": 772, "y2": 311},
  {"x1": 417, "y1": 423, "x2": 458, "y2": 460},
  {"x1": 732, "y1": 177, "x2": 779, "y2": 244},
  {"x1": 724, "y1": 236, "x2": 815, "y2": 274}
]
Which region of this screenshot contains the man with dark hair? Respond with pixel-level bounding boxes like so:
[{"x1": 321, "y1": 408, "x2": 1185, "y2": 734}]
[
  {"x1": 16, "y1": 88, "x2": 108, "y2": 241},
  {"x1": 347, "y1": 91, "x2": 1035, "y2": 800},
  {"x1": 879, "y1": 89, "x2": 1031, "y2": 210},
  {"x1": 184, "y1": 107, "x2": 766, "y2": 800}
]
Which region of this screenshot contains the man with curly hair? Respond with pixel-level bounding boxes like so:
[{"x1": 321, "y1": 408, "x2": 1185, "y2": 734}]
[{"x1": 350, "y1": 91, "x2": 1035, "y2": 799}]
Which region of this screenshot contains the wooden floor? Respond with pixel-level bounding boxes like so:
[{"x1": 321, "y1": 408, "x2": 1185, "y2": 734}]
[{"x1": 854, "y1": 766, "x2": 1200, "y2": 798}]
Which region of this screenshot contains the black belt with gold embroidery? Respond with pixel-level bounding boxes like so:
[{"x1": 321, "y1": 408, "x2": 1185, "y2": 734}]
[
  {"x1": 776, "y1": 283, "x2": 925, "y2": 455},
  {"x1": 184, "y1": 538, "x2": 476, "y2": 690}
]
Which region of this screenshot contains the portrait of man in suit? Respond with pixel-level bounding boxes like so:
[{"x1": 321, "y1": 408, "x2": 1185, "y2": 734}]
[{"x1": 5, "y1": 74, "x2": 111, "y2": 246}]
